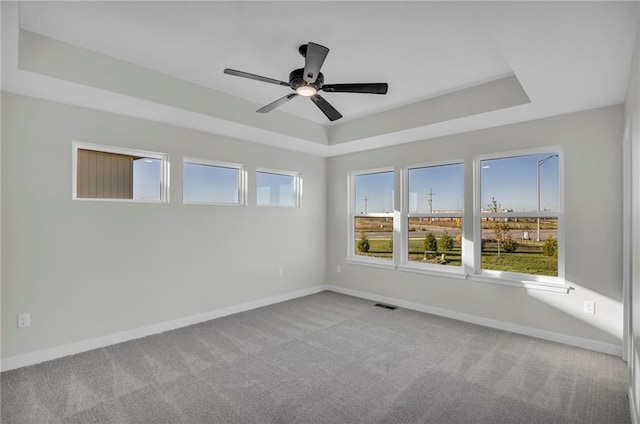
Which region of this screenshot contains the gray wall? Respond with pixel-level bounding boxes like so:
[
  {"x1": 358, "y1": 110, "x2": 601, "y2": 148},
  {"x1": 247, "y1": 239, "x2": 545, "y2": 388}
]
[
  {"x1": 625, "y1": 8, "x2": 640, "y2": 421},
  {"x1": 1, "y1": 93, "x2": 326, "y2": 359},
  {"x1": 327, "y1": 105, "x2": 624, "y2": 347}
]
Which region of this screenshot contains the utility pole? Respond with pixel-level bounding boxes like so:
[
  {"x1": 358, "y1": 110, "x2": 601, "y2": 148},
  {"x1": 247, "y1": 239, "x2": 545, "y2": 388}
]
[
  {"x1": 427, "y1": 188, "x2": 435, "y2": 223},
  {"x1": 427, "y1": 188, "x2": 435, "y2": 213},
  {"x1": 363, "y1": 195, "x2": 369, "y2": 214}
]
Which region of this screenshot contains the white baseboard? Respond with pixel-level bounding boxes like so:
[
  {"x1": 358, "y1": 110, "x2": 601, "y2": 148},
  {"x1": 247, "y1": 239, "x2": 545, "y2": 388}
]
[
  {"x1": 2, "y1": 283, "x2": 622, "y2": 372},
  {"x1": 1, "y1": 285, "x2": 328, "y2": 372},
  {"x1": 327, "y1": 285, "x2": 622, "y2": 357}
]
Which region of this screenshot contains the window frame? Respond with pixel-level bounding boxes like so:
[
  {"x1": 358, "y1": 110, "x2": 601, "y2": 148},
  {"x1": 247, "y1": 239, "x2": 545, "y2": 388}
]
[
  {"x1": 472, "y1": 147, "x2": 565, "y2": 290},
  {"x1": 255, "y1": 168, "x2": 301, "y2": 208},
  {"x1": 399, "y1": 160, "x2": 466, "y2": 279},
  {"x1": 72, "y1": 141, "x2": 169, "y2": 203},
  {"x1": 346, "y1": 167, "x2": 396, "y2": 269},
  {"x1": 182, "y1": 157, "x2": 246, "y2": 206}
]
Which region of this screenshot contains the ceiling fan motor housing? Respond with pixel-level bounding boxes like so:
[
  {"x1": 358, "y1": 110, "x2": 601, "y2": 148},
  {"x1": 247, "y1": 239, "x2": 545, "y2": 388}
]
[{"x1": 290, "y1": 68, "x2": 323, "y2": 91}]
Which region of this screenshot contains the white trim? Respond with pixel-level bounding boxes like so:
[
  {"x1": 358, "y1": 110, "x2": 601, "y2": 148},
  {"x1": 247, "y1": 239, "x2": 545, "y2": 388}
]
[
  {"x1": 326, "y1": 285, "x2": 621, "y2": 356},
  {"x1": 1, "y1": 285, "x2": 328, "y2": 372},
  {"x1": 472, "y1": 267, "x2": 563, "y2": 287},
  {"x1": 397, "y1": 264, "x2": 468, "y2": 279},
  {"x1": 470, "y1": 275, "x2": 570, "y2": 293},
  {"x1": 480, "y1": 211, "x2": 559, "y2": 219},
  {"x1": 72, "y1": 141, "x2": 169, "y2": 203},
  {"x1": 345, "y1": 257, "x2": 396, "y2": 270},
  {"x1": 347, "y1": 167, "x2": 396, "y2": 261}
]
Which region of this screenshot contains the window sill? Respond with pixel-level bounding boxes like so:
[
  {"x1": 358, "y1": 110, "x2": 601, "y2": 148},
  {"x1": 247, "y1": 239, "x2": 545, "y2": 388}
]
[
  {"x1": 398, "y1": 264, "x2": 468, "y2": 280},
  {"x1": 470, "y1": 275, "x2": 570, "y2": 293},
  {"x1": 73, "y1": 197, "x2": 166, "y2": 204},
  {"x1": 345, "y1": 257, "x2": 396, "y2": 270}
]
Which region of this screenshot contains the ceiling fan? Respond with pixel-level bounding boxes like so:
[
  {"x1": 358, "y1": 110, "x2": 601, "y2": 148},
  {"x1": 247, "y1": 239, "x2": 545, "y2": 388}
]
[{"x1": 223, "y1": 42, "x2": 388, "y2": 122}]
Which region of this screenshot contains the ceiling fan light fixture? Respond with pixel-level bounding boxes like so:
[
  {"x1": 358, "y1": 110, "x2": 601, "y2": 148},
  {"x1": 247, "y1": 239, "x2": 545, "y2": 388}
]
[
  {"x1": 224, "y1": 42, "x2": 388, "y2": 121},
  {"x1": 296, "y1": 85, "x2": 317, "y2": 97}
]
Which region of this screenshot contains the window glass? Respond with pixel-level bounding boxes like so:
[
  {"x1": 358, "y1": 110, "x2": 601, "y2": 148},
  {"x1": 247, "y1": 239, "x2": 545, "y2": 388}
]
[
  {"x1": 481, "y1": 153, "x2": 559, "y2": 213},
  {"x1": 75, "y1": 145, "x2": 166, "y2": 202},
  {"x1": 183, "y1": 162, "x2": 241, "y2": 204},
  {"x1": 479, "y1": 152, "x2": 561, "y2": 277},
  {"x1": 354, "y1": 171, "x2": 394, "y2": 214},
  {"x1": 257, "y1": 171, "x2": 297, "y2": 207},
  {"x1": 133, "y1": 158, "x2": 161, "y2": 201},
  {"x1": 405, "y1": 163, "x2": 463, "y2": 268},
  {"x1": 407, "y1": 217, "x2": 463, "y2": 266},
  {"x1": 408, "y1": 163, "x2": 464, "y2": 213},
  {"x1": 351, "y1": 170, "x2": 394, "y2": 261},
  {"x1": 354, "y1": 217, "x2": 394, "y2": 259},
  {"x1": 480, "y1": 217, "x2": 558, "y2": 277}
]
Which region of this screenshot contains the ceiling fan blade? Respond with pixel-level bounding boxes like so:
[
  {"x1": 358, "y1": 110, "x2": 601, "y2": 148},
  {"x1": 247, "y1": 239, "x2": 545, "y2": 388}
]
[
  {"x1": 303, "y1": 42, "x2": 329, "y2": 84},
  {"x1": 322, "y1": 83, "x2": 388, "y2": 94},
  {"x1": 224, "y1": 68, "x2": 291, "y2": 87},
  {"x1": 257, "y1": 93, "x2": 298, "y2": 113},
  {"x1": 310, "y1": 94, "x2": 343, "y2": 121}
]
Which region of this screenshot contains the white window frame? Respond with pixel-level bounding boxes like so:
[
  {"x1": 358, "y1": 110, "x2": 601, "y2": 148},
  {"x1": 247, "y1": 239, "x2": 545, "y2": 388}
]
[
  {"x1": 255, "y1": 168, "x2": 301, "y2": 208},
  {"x1": 182, "y1": 157, "x2": 246, "y2": 206},
  {"x1": 398, "y1": 160, "x2": 466, "y2": 279},
  {"x1": 72, "y1": 141, "x2": 169, "y2": 203},
  {"x1": 346, "y1": 167, "x2": 396, "y2": 270},
  {"x1": 471, "y1": 147, "x2": 565, "y2": 292}
]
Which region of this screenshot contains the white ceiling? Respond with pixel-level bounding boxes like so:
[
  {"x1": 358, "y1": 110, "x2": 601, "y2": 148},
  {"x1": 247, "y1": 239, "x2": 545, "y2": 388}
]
[{"x1": 2, "y1": 1, "x2": 638, "y2": 156}]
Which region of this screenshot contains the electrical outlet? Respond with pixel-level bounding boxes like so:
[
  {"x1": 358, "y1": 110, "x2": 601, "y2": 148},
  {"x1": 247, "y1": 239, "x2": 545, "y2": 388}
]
[
  {"x1": 337, "y1": 265, "x2": 341, "y2": 273},
  {"x1": 278, "y1": 267, "x2": 284, "y2": 277},
  {"x1": 584, "y1": 301, "x2": 595, "y2": 314},
  {"x1": 17, "y1": 313, "x2": 30, "y2": 328}
]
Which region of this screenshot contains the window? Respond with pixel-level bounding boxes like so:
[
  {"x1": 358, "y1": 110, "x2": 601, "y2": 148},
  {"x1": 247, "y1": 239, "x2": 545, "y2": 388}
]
[
  {"x1": 476, "y1": 151, "x2": 561, "y2": 282},
  {"x1": 73, "y1": 142, "x2": 168, "y2": 202},
  {"x1": 183, "y1": 158, "x2": 245, "y2": 205},
  {"x1": 404, "y1": 162, "x2": 464, "y2": 270},
  {"x1": 348, "y1": 169, "x2": 395, "y2": 264},
  {"x1": 256, "y1": 169, "x2": 299, "y2": 207},
  {"x1": 344, "y1": 149, "x2": 563, "y2": 290}
]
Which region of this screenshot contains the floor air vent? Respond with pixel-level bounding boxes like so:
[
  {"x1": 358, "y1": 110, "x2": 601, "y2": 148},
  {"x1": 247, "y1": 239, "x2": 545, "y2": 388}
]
[{"x1": 374, "y1": 303, "x2": 397, "y2": 310}]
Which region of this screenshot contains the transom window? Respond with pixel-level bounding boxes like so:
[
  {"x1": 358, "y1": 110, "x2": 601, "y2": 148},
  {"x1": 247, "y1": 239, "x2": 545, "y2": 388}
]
[
  {"x1": 183, "y1": 158, "x2": 245, "y2": 205},
  {"x1": 73, "y1": 142, "x2": 168, "y2": 202},
  {"x1": 256, "y1": 169, "x2": 300, "y2": 207}
]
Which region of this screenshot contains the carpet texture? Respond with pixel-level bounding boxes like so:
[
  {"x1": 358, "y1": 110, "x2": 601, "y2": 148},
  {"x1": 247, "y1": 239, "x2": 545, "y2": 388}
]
[{"x1": 1, "y1": 291, "x2": 630, "y2": 423}]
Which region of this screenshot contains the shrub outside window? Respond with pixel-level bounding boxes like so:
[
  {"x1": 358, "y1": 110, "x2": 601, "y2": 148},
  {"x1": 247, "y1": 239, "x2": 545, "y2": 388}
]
[
  {"x1": 73, "y1": 142, "x2": 168, "y2": 202},
  {"x1": 183, "y1": 158, "x2": 245, "y2": 205}
]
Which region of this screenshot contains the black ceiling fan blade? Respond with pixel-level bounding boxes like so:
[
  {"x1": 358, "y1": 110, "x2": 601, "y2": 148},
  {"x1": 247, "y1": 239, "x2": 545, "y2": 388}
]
[
  {"x1": 303, "y1": 42, "x2": 329, "y2": 84},
  {"x1": 224, "y1": 68, "x2": 291, "y2": 87},
  {"x1": 257, "y1": 93, "x2": 298, "y2": 113},
  {"x1": 322, "y1": 83, "x2": 388, "y2": 94},
  {"x1": 310, "y1": 94, "x2": 343, "y2": 121}
]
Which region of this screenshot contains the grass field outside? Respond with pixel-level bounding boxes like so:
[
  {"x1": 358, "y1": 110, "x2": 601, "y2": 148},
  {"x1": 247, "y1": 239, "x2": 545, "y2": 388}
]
[{"x1": 354, "y1": 237, "x2": 558, "y2": 276}]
